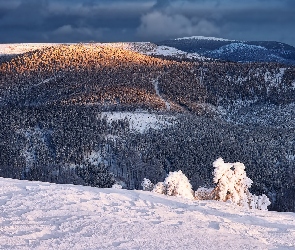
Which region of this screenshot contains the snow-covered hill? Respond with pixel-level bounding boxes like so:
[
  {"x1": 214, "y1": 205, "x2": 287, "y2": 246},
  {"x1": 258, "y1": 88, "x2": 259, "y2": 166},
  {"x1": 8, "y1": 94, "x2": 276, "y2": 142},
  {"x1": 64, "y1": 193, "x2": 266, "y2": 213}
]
[
  {"x1": 0, "y1": 43, "x2": 57, "y2": 55},
  {"x1": 0, "y1": 42, "x2": 207, "y2": 61},
  {"x1": 174, "y1": 36, "x2": 234, "y2": 42},
  {"x1": 0, "y1": 177, "x2": 294, "y2": 250},
  {"x1": 157, "y1": 36, "x2": 295, "y2": 64}
]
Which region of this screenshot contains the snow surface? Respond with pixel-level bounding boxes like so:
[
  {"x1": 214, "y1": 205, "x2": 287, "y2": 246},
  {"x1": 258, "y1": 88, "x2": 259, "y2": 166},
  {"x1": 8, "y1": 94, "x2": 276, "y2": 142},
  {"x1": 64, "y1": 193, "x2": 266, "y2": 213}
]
[
  {"x1": 175, "y1": 36, "x2": 233, "y2": 41},
  {"x1": 145, "y1": 45, "x2": 206, "y2": 60},
  {"x1": 0, "y1": 43, "x2": 57, "y2": 55},
  {"x1": 100, "y1": 111, "x2": 174, "y2": 133},
  {"x1": 153, "y1": 79, "x2": 171, "y2": 110},
  {"x1": 1, "y1": 177, "x2": 295, "y2": 250}
]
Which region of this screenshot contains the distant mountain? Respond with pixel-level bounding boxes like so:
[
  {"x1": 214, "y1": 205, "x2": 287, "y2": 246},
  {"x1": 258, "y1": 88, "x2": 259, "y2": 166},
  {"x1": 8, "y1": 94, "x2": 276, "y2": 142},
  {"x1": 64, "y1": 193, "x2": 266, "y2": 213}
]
[{"x1": 156, "y1": 36, "x2": 295, "y2": 65}]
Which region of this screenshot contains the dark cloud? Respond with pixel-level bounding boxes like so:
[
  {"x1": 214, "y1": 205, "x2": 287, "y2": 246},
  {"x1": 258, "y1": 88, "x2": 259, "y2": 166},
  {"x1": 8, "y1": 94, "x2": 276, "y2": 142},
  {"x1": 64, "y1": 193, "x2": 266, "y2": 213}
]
[
  {"x1": 137, "y1": 11, "x2": 219, "y2": 41},
  {"x1": 0, "y1": 0, "x2": 294, "y2": 46}
]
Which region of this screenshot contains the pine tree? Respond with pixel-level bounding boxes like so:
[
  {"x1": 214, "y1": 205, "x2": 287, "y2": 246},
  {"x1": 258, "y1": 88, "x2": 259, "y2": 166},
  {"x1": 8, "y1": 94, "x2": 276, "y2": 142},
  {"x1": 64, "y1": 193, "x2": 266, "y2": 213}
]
[{"x1": 77, "y1": 162, "x2": 115, "y2": 188}]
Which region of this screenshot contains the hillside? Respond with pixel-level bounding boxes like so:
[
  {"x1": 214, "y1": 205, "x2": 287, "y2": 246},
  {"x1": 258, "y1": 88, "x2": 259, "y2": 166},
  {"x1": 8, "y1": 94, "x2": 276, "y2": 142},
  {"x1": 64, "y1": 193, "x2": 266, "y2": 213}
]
[
  {"x1": 156, "y1": 36, "x2": 295, "y2": 65},
  {"x1": 1, "y1": 177, "x2": 295, "y2": 250},
  {"x1": 0, "y1": 43, "x2": 295, "y2": 212}
]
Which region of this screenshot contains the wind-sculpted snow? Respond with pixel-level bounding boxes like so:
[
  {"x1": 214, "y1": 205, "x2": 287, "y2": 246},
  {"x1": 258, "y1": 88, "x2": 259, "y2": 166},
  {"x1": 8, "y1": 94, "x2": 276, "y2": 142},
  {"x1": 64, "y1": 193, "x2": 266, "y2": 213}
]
[{"x1": 1, "y1": 178, "x2": 295, "y2": 250}]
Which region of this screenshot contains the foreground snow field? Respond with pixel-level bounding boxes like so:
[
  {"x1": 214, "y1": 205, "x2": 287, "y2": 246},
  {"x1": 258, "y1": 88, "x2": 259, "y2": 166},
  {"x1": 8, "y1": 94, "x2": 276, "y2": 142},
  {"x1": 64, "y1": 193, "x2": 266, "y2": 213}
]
[{"x1": 0, "y1": 178, "x2": 295, "y2": 250}]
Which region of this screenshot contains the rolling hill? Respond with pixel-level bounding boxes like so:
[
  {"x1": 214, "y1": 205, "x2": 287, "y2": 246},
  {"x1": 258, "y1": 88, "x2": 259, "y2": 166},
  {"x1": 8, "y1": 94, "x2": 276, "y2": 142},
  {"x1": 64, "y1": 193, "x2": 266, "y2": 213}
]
[{"x1": 156, "y1": 36, "x2": 295, "y2": 65}]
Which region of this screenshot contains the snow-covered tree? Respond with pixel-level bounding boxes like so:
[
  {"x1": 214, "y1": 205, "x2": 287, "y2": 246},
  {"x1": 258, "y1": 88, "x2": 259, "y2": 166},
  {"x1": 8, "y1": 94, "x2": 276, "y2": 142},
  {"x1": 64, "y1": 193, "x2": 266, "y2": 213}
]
[
  {"x1": 77, "y1": 162, "x2": 115, "y2": 188},
  {"x1": 141, "y1": 178, "x2": 154, "y2": 191},
  {"x1": 152, "y1": 182, "x2": 166, "y2": 194},
  {"x1": 112, "y1": 183, "x2": 123, "y2": 189},
  {"x1": 152, "y1": 170, "x2": 194, "y2": 200},
  {"x1": 249, "y1": 194, "x2": 271, "y2": 210},
  {"x1": 212, "y1": 158, "x2": 270, "y2": 210}
]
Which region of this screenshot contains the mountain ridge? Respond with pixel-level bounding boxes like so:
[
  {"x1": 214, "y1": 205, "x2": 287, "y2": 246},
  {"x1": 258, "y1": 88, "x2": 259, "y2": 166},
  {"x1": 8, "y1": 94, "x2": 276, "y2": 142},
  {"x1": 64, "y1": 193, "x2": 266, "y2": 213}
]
[{"x1": 156, "y1": 36, "x2": 295, "y2": 65}]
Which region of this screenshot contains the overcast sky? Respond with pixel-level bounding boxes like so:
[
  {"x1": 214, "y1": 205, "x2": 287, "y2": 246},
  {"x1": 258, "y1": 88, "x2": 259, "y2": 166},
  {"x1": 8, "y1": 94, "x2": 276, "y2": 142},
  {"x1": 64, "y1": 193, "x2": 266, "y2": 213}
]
[{"x1": 0, "y1": 0, "x2": 294, "y2": 46}]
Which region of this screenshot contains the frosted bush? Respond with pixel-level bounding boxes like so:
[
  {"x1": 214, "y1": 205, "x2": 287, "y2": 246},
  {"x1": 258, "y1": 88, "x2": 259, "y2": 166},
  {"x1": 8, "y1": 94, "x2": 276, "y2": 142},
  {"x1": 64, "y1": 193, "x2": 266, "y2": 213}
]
[
  {"x1": 249, "y1": 194, "x2": 271, "y2": 210},
  {"x1": 164, "y1": 170, "x2": 194, "y2": 199},
  {"x1": 152, "y1": 170, "x2": 194, "y2": 199},
  {"x1": 195, "y1": 187, "x2": 214, "y2": 200},
  {"x1": 213, "y1": 157, "x2": 270, "y2": 210},
  {"x1": 112, "y1": 183, "x2": 122, "y2": 189},
  {"x1": 141, "y1": 178, "x2": 154, "y2": 191},
  {"x1": 152, "y1": 182, "x2": 166, "y2": 194}
]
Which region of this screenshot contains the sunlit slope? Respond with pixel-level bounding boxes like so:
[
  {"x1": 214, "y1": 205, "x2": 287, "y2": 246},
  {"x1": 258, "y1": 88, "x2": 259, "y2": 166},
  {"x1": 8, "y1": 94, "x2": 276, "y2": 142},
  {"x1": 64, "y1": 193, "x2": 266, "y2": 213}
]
[
  {"x1": 0, "y1": 44, "x2": 212, "y2": 111},
  {"x1": 0, "y1": 43, "x2": 295, "y2": 114},
  {"x1": 0, "y1": 46, "x2": 157, "y2": 109},
  {"x1": 0, "y1": 45, "x2": 164, "y2": 109}
]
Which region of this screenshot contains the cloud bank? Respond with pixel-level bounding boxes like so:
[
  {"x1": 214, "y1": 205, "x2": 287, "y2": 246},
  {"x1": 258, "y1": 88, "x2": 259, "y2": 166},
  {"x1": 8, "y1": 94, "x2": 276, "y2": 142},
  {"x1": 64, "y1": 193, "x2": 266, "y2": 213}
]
[{"x1": 0, "y1": 0, "x2": 294, "y2": 46}]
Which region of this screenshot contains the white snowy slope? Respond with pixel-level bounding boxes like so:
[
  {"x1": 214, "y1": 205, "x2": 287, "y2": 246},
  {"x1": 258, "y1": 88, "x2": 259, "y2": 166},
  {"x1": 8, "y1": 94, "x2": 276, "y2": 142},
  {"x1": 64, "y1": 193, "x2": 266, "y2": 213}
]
[
  {"x1": 1, "y1": 178, "x2": 295, "y2": 250},
  {"x1": 100, "y1": 111, "x2": 174, "y2": 133},
  {"x1": 144, "y1": 45, "x2": 206, "y2": 60},
  {"x1": 0, "y1": 43, "x2": 57, "y2": 55},
  {"x1": 174, "y1": 36, "x2": 234, "y2": 41}
]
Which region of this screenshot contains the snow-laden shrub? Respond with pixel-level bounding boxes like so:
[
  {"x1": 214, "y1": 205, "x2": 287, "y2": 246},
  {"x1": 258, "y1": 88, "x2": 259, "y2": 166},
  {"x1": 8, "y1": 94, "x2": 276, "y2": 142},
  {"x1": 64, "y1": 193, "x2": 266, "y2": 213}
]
[
  {"x1": 249, "y1": 194, "x2": 271, "y2": 210},
  {"x1": 141, "y1": 178, "x2": 154, "y2": 191},
  {"x1": 152, "y1": 170, "x2": 194, "y2": 199},
  {"x1": 112, "y1": 183, "x2": 122, "y2": 189},
  {"x1": 152, "y1": 182, "x2": 166, "y2": 194},
  {"x1": 164, "y1": 170, "x2": 194, "y2": 199},
  {"x1": 195, "y1": 187, "x2": 214, "y2": 200},
  {"x1": 213, "y1": 158, "x2": 252, "y2": 206},
  {"x1": 212, "y1": 158, "x2": 270, "y2": 210}
]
